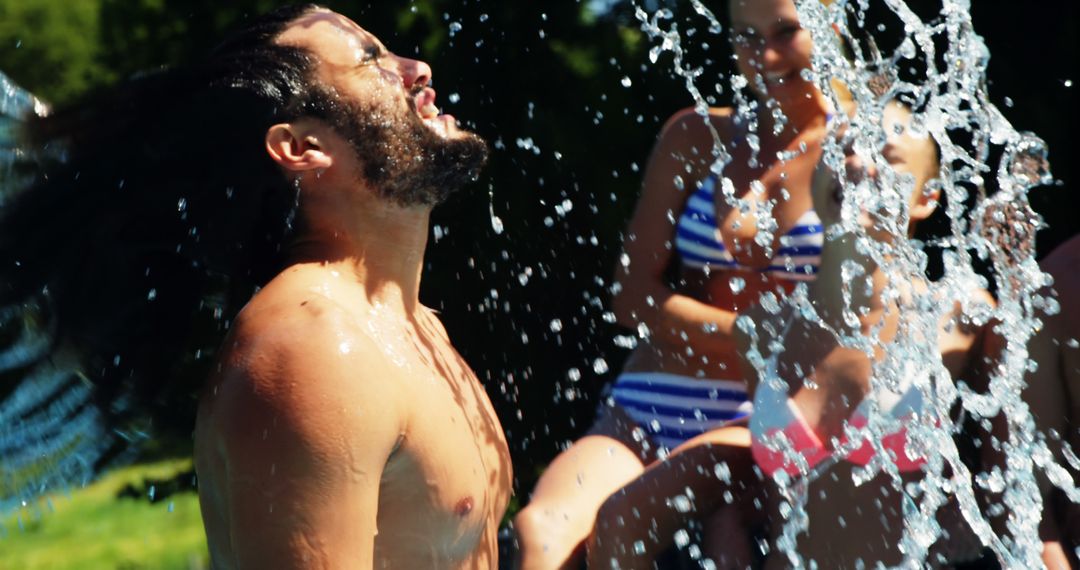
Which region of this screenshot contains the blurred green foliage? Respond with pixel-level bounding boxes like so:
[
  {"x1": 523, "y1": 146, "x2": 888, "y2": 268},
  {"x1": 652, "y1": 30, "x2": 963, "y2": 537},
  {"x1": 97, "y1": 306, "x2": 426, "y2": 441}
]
[
  {"x1": 0, "y1": 0, "x2": 112, "y2": 106},
  {"x1": 1, "y1": 459, "x2": 206, "y2": 570}
]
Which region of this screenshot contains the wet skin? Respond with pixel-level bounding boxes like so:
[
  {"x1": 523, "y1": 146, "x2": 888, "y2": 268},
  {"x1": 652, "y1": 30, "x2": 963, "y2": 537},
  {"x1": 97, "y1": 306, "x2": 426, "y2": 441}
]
[{"x1": 193, "y1": 10, "x2": 511, "y2": 569}]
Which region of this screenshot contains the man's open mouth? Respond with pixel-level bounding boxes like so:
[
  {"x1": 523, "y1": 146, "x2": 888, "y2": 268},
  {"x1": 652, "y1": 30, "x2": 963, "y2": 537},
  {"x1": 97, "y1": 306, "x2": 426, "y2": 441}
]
[
  {"x1": 413, "y1": 87, "x2": 439, "y2": 118},
  {"x1": 413, "y1": 86, "x2": 454, "y2": 138}
]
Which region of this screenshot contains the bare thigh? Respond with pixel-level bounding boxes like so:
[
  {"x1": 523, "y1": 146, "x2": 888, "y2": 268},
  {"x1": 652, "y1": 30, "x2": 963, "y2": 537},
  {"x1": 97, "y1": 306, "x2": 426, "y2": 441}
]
[
  {"x1": 514, "y1": 404, "x2": 651, "y2": 569},
  {"x1": 528, "y1": 403, "x2": 653, "y2": 513},
  {"x1": 587, "y1": 427, "x2": 760, "y2": 569}
]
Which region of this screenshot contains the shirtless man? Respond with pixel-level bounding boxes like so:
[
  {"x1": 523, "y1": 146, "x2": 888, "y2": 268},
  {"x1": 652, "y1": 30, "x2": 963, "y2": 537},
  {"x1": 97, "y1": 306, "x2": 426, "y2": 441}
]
[{"x1": 193, "y1": 7, "x2": 511, "y2": 569}]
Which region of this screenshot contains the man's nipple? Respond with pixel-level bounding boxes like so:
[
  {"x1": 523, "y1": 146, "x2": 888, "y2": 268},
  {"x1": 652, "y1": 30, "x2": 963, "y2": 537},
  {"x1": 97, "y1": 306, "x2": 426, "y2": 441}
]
[{"x1": 454, "y1": 496, "x2": 474, "y2": 517}]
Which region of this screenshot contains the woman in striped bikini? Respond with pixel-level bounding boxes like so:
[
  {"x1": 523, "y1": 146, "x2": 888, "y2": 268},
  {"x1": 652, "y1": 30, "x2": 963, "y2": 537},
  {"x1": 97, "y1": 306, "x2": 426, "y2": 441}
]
[
  {"x1": 588, "y1": 99, "x2": 983, "y2": 569},
  {"x1": 513, "y1": 1, "x2": 832, "y2": 567}
]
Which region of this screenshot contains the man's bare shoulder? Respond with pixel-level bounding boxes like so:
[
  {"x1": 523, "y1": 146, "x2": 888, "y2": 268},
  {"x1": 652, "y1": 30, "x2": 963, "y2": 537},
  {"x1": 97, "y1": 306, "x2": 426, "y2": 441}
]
[
  {"x1": 208, "y1": 269, "x2": 404, "y2": 445},
  {"x1": 225, "y1": 280, "x2": 365, "y2": 373}
]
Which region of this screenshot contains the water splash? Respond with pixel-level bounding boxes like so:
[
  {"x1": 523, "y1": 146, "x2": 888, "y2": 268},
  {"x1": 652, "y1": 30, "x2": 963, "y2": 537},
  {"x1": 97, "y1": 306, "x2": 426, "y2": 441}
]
[{"x1": 634, "y1": 0, "x2": 1065, "y2": 566}]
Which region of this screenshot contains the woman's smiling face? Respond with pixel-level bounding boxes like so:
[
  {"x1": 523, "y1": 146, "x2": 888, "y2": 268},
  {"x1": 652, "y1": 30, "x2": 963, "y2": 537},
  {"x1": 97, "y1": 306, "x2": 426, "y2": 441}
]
[{"x1": 728, "y1": 0, "x2": 817, "y2": 103}]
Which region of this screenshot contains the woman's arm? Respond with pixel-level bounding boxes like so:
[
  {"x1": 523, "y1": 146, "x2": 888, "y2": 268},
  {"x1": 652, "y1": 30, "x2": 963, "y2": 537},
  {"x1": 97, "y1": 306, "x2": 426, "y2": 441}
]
[{"x1": 611, "y1": 108, "x2": 741, "y2": 355}]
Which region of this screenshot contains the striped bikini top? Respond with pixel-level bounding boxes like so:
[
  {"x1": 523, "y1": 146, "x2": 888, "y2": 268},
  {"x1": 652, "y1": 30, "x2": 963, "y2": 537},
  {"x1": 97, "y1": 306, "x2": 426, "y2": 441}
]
[{"x1": 674, "y1": 175, "x2": 824, "y2": 281}]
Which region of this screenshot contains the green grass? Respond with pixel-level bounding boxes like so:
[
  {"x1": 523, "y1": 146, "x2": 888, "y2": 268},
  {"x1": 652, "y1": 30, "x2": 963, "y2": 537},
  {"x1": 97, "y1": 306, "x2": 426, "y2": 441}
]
[{"x1": 1, "y1": 459, "x2": 208, "y2": 570}]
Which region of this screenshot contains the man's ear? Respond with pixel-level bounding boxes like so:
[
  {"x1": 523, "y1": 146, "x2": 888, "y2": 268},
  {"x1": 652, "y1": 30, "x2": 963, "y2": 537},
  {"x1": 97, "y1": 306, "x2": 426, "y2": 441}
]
[{"x1": 265, "y1": 123, "x2": 333, "y2": 172}]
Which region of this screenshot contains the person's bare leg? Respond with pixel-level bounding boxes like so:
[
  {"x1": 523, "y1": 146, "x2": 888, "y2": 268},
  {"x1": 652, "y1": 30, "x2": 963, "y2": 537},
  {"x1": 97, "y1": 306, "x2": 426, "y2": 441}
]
[
  {"x1": 514, "y1": 406, "x2": 649, "y2": 570},
  {"x1": 588, "y1": 427, "x2": 758, "y2": 569},
  {"x1": 701, "y1": 503, "x2": 757, "y2": 569},
  {"x1": 1042, "y1": 541, "x2": 1071, "y2": 570},
  {"x1": 693, "y1": 427, "x2": 761, "y2": 570}
]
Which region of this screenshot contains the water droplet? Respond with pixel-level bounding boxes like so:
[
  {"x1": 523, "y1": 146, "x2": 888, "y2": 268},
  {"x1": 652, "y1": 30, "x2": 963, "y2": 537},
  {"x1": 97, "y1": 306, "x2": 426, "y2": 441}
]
[
  {"x1": 592, "y1": 358, "x2": 609, "y2": 374},
  {"x1": 620, "y1": 76, "x2": 632, "y2": 88},
  {"x1": 1005, "y1": 133, "x2": 1052, "y2": 189},
  {"x1": 674, "y1": 529, "x2": 690, "y2": 548},
  {"x1": 669, "y1": 494, "x2": 692, "y2": 512}
]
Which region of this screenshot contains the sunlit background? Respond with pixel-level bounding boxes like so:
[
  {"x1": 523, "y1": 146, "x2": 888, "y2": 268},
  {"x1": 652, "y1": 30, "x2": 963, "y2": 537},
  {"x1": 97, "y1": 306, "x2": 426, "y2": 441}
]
[{"x1": 0, "y1": 0, "x2": 1075, "y2": 567}]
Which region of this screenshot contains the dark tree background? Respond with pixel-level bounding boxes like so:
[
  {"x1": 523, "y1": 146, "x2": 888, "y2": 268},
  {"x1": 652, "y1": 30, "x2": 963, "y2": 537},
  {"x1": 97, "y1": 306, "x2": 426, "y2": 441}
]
[{"x1": 1, "y1": 0, "x2": 1075, "y2": 503}]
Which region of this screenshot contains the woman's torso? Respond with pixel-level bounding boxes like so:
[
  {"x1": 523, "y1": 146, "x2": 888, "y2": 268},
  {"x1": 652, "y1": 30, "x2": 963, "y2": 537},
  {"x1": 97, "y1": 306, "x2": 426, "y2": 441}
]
[{"x1": 623, "y1": 108, "x2": 828, "y2": 379}]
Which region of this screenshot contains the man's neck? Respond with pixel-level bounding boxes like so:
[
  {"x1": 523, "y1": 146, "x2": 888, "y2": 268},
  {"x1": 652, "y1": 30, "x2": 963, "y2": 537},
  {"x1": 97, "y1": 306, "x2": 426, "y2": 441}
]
[{"x1": 285, "y1": 188, "x2": 431, "y2": 315}]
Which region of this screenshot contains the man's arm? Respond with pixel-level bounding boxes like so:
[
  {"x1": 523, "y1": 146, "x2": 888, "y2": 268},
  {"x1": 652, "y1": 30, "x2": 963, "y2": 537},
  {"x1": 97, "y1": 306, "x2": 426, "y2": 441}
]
[{"x1": 211, "y1": 299, "x2": 404, "y2": 569}]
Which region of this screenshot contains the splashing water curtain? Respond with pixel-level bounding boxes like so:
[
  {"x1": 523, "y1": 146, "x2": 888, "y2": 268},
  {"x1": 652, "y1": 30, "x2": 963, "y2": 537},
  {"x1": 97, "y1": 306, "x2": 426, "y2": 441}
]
[{"x1": 635, "y1": 0, "x2": 1061, "y2": 567}]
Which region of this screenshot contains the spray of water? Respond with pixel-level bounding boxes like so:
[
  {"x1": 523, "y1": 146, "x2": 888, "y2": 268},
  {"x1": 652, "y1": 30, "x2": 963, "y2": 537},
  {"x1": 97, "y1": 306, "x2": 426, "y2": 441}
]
[{"x1": 635, "y1": 0, "x2": 1065, "y2": 566}]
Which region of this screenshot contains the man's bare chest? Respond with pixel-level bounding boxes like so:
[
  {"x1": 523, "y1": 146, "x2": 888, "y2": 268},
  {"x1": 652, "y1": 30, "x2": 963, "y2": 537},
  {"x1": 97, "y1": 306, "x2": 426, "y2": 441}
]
[{"x1": 369, "y1": 347, "x2": 512, "y2": 558}]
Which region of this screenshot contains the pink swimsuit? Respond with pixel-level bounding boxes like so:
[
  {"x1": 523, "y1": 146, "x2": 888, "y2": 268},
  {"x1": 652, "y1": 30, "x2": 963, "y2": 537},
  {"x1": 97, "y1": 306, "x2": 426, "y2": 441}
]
[{"x1": 749, "y1": 351, "x2": 928, "y2": 478}]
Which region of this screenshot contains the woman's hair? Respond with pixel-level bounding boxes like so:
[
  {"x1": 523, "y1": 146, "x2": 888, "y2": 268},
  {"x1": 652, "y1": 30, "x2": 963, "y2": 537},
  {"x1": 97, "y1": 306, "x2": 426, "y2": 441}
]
[{"x1": 0, "y1": 3, "x2": 342, "y2": 478}]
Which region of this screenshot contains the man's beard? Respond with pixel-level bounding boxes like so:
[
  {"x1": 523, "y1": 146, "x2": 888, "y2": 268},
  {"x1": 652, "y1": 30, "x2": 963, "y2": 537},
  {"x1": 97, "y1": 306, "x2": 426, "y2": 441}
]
[{"x1": 327, "y1": 93, "x2": 489, "y2": 207}]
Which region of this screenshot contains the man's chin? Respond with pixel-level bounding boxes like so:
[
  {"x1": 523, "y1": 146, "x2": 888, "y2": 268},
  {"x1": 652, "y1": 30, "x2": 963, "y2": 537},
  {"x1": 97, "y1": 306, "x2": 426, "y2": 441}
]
[
  {"x1": 377, "y1": 125, "x2": 488, "y2": 208},
  {"x1": 422, "y1": 114, "x2": 465, "y2": 140}
]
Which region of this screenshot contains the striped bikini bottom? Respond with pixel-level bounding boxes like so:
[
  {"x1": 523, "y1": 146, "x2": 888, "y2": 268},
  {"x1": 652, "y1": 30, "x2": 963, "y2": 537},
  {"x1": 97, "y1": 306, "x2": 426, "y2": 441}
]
[{"x1": 609, "y1": 372, "x2": 752, "y2": 451}]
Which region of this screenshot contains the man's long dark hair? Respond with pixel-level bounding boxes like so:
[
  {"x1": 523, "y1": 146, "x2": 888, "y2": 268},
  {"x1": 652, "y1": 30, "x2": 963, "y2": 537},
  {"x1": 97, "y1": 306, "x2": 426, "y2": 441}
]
[{"x1": 0, "y1": 3, "x2": 336, "y2": 502}]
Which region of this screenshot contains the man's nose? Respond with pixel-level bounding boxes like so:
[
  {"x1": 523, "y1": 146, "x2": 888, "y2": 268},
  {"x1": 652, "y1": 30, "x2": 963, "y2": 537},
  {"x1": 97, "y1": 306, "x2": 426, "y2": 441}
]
[{"x1": 397, "y1": 56, "x2": 432, "y2": 89}]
